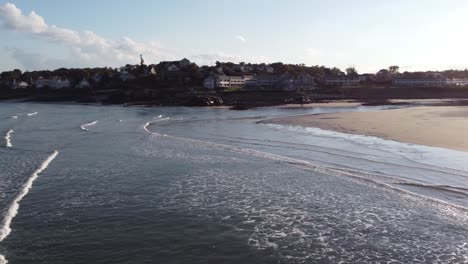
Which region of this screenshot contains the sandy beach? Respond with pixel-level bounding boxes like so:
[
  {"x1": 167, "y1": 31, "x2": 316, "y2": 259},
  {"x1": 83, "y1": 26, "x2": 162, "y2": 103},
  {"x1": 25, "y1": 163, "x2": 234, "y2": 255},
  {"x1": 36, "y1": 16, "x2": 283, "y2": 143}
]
[{"x1": 265, "y1": 106, "x2": 468, "y2": 152}]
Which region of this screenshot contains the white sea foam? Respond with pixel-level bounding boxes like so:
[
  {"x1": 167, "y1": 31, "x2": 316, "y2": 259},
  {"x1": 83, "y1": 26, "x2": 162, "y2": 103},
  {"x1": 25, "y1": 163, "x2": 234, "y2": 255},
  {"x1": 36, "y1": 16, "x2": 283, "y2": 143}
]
[
  {"x1": 0, "y1": 150, "x2": 59, "y2": 241},
  {"x1": 10, "y1": 116, "x2": 17, "y2": 119},
  {"x1": 264, "y1": 124, "x2": 468, "y2": 172},
  {"x1": 0, "y1": 254, "x2": 7, "y2": 264},
  {"x1": 26, "y1": 112, "x2": 37, "y2": 117},
  {"x1": 143, "y1": 117, "x2": 170, "y2": 133},
  {"x1": 80, "y1": 120, "x2": 98, "y2": 132},
  {"x1": 144, "y1": 122, "x2": 468, "y2": 213},
  {"x1": 4, "y1": 129, "x2": 13, "y2": 148}
]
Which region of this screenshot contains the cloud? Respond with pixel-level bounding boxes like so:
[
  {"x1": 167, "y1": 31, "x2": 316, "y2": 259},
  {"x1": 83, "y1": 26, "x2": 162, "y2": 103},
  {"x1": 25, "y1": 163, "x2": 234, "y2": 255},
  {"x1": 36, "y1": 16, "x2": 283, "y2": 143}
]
[
  {"x1": 0, "y1": 2, "x2": 174, "y2": 69},
  {"x1": 6, "y1": 47, "x2": 71, "y2": 70},
  {"x1": 235, "y1": 35, "x2": 247, "y2": 43},
  {"x1": 305, "y1": 48, "x2": 322, "y2": 57}
]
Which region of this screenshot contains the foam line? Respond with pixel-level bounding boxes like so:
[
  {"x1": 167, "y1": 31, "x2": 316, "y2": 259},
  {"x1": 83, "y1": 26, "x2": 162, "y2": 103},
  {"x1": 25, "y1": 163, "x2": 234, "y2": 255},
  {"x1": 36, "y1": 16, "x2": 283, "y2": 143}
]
[
  {"x1": 143, "y1": 122, "x2": 468, "y2": 214},
  {"x1": 143, "y1": 117, "x2": 170, "y2": 133},
  {"x1": 80, "y1": 120, "x2": 98, "y2": 132},
  {"x1": 26, "y1": 112, "x2": 37, "y2": 117},
  {"x1": 0, "y1": 150, "x2": 59, "y2": 241},
  {"x1": 4, "y1": 129, "x2": 13, "y2": 148}
]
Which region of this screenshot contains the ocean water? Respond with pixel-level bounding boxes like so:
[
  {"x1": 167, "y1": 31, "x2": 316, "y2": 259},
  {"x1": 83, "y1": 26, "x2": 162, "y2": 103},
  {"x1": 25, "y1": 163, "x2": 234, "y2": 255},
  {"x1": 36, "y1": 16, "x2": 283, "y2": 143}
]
[{"x1": 0, "y1": 102, "x2": 467, "y2": 263}]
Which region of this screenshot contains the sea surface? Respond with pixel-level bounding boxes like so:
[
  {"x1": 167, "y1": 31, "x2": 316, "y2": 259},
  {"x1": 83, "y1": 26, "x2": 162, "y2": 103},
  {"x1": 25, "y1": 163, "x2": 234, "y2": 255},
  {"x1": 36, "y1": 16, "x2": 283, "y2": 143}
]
[{"x1": 0, "y1": 102, "x2": 468, "y2": 263}]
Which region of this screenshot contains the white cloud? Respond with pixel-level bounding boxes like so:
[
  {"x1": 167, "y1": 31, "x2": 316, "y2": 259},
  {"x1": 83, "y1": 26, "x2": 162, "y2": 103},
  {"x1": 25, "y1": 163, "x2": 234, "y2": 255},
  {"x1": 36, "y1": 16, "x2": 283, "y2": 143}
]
[
  {"x1": 305, "y1": 48, "x2": 322, "y2": 57},
  {"x1": 235, "y1": 35, "x2": 247, "y2": 43},
  {"x1": 0, "y1": 2, "x2": 174, "y2": 69}
]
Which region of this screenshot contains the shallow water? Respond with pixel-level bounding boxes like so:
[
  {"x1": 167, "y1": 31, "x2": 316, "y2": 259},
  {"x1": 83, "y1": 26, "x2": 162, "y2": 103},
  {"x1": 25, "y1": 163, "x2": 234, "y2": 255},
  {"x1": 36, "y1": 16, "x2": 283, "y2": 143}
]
[{"x1": 0, "y1": 102, "x2": 467, "y2": 263}]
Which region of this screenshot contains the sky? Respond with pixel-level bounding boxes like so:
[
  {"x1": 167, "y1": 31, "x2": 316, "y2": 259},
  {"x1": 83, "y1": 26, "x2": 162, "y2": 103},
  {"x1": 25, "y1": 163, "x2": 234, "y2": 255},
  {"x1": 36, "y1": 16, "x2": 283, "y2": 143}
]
[{"x1": 1, "y1": 0, "x2": 468, "y2": 73}]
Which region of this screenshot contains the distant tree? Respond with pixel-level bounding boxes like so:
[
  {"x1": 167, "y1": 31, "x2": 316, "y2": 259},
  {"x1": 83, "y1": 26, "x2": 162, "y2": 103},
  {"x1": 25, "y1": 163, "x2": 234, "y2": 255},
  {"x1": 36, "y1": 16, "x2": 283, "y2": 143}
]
[
  {"x1": 345, "y1": 66, "x2": 358, "y2": 77},
  {"x1": 388, "y1": 65, "x2": 399, "y2": 74},
  {"x1": 0, "y1": 69, "x2": 22, "y2": 82},
  {"x1": 330, "y1": 67, "x2": 344, "y2": 76}
]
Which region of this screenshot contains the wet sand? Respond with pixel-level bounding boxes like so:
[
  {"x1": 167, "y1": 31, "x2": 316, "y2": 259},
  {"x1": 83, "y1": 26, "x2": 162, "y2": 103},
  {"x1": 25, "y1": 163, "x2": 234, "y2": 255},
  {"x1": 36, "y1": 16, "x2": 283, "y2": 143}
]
[{"x1": 265, "y1": 106, "x2": 468, "y2": 152}]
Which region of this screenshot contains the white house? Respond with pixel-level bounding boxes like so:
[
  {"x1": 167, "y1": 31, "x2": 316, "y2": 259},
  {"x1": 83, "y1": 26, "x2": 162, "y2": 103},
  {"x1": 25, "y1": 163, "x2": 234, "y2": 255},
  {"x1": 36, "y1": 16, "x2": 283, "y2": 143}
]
[
  {"x1": 18, "y1": 81, "x2": 29, "y2": 88},
  {"x1": 446, "y1": 78, "x2": 468, "y2": 86},
  {"x1": 149, "y1": 66, "x2": 157, "y2": 76},
  {"x1": 78, "y1": 79, "x2": 90, "y2": 88},
  {"x1": 35, "y1": 77, "x2": 71, "y2": 89},
  {"x1": 217, "y1": 75, "x2": 244, "y2": 87}
]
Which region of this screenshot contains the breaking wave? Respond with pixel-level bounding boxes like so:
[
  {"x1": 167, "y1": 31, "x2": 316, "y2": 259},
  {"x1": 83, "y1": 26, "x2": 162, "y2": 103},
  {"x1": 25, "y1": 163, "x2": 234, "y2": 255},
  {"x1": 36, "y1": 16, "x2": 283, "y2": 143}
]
[
  {"x1": 143, "y1": 122, "x2": 468, "y2": 213},
  {"x1": 4, "y1": 130, "x2": 13, "y2": 148},
  {"x1": 26, "y1": 112, "x2": 37, "y2": 117},
  {"x1": 143, "y1": 117, "x2": 170, "y2": 133},
  {"x1": 0, "y1": 150, "x2": 59, "y2": 242},
  {"x1": 80, "y1": 120, "x2": 98, "y2": 132}
]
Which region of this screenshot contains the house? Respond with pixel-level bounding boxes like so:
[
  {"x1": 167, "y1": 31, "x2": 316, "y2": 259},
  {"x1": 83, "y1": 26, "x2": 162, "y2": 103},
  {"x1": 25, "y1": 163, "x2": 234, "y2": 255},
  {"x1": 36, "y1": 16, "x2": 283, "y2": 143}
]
[
  {"x1": 167, "y1": 64, "x2": 180, "y2": 72},
  {"x1": 325, "y1": 77, "x2": 360, "y2": 86},
  {"x1": 119, "y1": 71, "x2": 136, "y2": 81},
  {"x1": 92, "y1": 74, "x2": 103, "y2": 83},
  {"x1": 149, "y1": 66, "x2": 157, "y2": 76},
  {"x1": 216, "y1": 67, "x2": 224, "y2": 74},
  {"x1": 78, "y1": 79, "x2": 90, "y2": 88},
  {"x1": 17, "y1": 81, "x2": 29, "y2": 88},
  {"x1": 358, "y1": 74, "x2": 375, "y2": 82},
  {"x1": 447, "y1": 78, "x2": 468, "y2": 86},
  {"x1": 179, "y1": 58, "x2": 191, "y2": 68},
  {"x1": 203, "y1": 76, "x2": 216, "y2": 89},
  {"x1": 212, "y1": 75, "x2": 255, "y2": 88},
  {"x1": 160, "y1": 58, "x2": 191, "y2": 71},
  {"x1": 392, "y1": 78, "x2": 447, "y2": 87},
  {"x1": 252, "y1": 75, "x2": 280, "y2": 87},
  {"x1": 293, "y1": 72, "x2": 316, "y2": 91},
  {"x1": 276, "y1": 73, "x2": 316, "y2": 91},
  {"x1": 35, "y1": 77, "x2": 71, "y2": 89}
]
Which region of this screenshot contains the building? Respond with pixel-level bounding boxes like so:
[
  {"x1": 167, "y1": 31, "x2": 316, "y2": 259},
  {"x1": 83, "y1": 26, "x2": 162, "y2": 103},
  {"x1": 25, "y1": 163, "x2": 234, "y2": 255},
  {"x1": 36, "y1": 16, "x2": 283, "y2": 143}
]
[
  {"x1": 166, "y1": 64, "x2": 180, "y2": 72},
  {"x1": 254, "y1": 75, "x2": 280, "y2": 87},
  {"x1": 17, "y1": 81, "x2": 29, "y2": 88},
  {"x1": 325, "y1": 77, "x2": 360, "y2": 86},
  {"x1": 35, "y1": 77, "x2": 71, "y2": 89},
  {"x1": 216, "y1": 75, "x2": 247, "y2": 87},
  {"x1": 392, "y1": 78, "x2": 447, "y2": 87},
  {"x1": 78, "y1": 79, "x2": 90, "y2": 88},
  {"x1": 119, "y1": 71, "x2": 136, "y2": 81},
  {"x1": 160, "y1": 58, "x2": 191, "y2": 71},
  {"x1": 149, "y1": 66, "x2": 157, "y2": 76},
  {"x1": 9, "y1": 79, "x2": 27, "y2": 89},
  {"x1": 203, "y1": 76, "x2": 216, "y2": 89},
  {"x1": 179, "y1": 58, "x2": 191, "y2": 68},
  {"x1": 446, "y1": 78, "x2": 468, "y2": 86}
]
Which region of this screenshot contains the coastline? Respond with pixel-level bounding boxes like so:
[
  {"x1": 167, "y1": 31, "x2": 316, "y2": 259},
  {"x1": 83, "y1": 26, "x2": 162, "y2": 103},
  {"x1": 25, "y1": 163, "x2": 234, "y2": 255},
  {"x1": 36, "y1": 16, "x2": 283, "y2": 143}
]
[{"x1": 262, "y1": 105, "x2": 468, "y2": 152}]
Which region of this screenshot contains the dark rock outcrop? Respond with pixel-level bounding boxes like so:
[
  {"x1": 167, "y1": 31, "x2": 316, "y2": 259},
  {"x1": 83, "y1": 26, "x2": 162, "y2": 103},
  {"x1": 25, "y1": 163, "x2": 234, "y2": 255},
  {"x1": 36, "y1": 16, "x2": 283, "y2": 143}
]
[{"x1": 184, "y1": 95, "x2": 224, "y2": 106}]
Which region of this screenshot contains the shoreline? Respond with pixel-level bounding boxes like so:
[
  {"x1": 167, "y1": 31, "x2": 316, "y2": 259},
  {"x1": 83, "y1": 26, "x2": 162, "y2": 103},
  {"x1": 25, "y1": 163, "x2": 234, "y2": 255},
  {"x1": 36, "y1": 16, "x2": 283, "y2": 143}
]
[{"x1": 262, "y1": 105, "x2": 468, "y2": 152}]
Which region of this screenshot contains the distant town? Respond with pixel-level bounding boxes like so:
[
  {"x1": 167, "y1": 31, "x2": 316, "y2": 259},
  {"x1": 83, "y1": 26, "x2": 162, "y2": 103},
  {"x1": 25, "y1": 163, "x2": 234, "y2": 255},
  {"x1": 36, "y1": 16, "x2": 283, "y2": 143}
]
[{"x1": 2, "y1": 56, "x2": 468, "y2": 107}]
